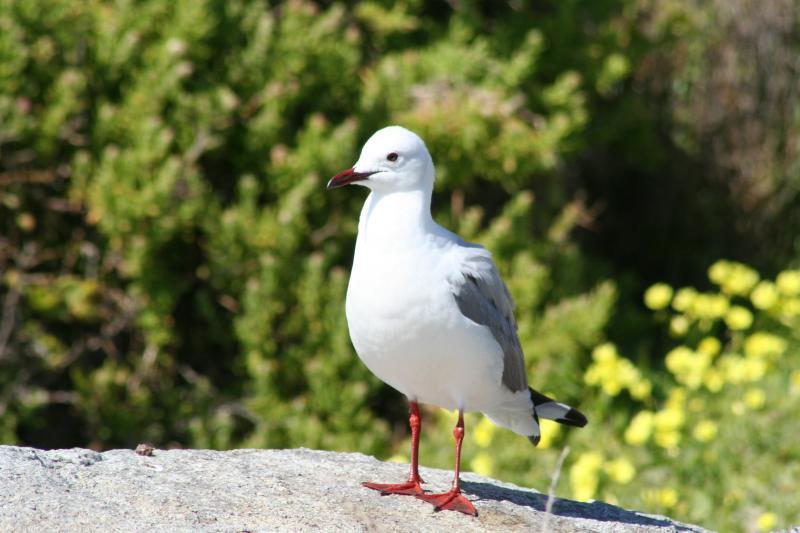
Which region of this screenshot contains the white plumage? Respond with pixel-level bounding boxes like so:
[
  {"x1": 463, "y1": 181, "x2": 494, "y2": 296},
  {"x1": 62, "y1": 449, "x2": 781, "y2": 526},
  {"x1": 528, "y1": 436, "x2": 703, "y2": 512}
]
[
  {"x1": 346, "y1": 188, "x2": 538, "y2": 436},
  {"x1": 328, "y1": 125, "x2": 586, "y2": 515}
]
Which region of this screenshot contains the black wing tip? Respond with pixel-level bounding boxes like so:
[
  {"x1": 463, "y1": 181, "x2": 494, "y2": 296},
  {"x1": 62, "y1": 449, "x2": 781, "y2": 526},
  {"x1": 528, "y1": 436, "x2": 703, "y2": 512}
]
[
  {"x1": 529, "y1": 386, "x2": 589, "y2": 428},
  {"x1": 528, "y1": 434, "x2": 541, "y2": 447},
  {"x1": 557, "y1": 408, "x2": 588, "y2": 428}
]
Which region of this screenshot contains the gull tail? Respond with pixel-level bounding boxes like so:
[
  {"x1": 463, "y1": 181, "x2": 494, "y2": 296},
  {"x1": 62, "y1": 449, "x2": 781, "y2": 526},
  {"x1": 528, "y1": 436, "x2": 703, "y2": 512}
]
[{"x1": 527, "y1": 387, "x2": 587, "y2": 447}]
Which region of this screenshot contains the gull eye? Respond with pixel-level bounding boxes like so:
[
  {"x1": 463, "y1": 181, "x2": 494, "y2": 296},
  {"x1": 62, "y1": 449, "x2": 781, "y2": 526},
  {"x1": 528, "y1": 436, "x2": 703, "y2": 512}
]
[{"x1": 386, "y1": 152, "x2": 398, "y2": 162}]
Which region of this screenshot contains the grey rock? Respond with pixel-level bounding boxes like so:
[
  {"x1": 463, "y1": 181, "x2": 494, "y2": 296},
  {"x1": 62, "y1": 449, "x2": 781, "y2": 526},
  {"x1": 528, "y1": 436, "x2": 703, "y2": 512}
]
[{"x1": 0, "y1": 445, "x2": 712, "y2": 533}]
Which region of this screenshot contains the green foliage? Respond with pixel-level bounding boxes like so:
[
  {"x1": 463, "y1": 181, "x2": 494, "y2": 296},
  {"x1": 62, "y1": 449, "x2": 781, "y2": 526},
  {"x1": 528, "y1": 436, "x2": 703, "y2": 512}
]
[
  {"x1": 1, "y1": 1, "x2": 799, "y2": 532},
  {"x1": 1, "y1": 0, "x2": 608, "y2": 451}
]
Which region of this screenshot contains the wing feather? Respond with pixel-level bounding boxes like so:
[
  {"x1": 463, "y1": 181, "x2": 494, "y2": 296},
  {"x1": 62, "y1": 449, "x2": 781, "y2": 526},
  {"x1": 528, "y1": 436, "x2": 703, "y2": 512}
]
[{"x1": 450, "y1": 250, "x2": 528, "y2": 393}]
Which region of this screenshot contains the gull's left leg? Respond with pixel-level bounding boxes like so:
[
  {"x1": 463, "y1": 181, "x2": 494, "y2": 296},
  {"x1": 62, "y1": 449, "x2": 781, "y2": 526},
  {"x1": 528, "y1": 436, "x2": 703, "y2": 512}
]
[
  {"x1": 415, "y1": 409, "x2": 477, "y2": 515},
  {"x1": 363, "y1": 401, "x2": 425, "y2": 496}
]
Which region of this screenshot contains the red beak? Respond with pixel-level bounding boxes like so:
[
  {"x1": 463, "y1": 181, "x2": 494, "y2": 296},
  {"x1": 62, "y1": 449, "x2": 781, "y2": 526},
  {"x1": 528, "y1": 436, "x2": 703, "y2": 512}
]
[{"x1": 326, "y1": 168, "x2": 377, "y2": 190}]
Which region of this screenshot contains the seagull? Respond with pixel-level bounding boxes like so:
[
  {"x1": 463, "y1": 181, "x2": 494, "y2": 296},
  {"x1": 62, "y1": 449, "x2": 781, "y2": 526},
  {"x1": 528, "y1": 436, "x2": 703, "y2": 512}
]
[{"x1": 327, "y1": 126, "x2": 587, "y2": 516}]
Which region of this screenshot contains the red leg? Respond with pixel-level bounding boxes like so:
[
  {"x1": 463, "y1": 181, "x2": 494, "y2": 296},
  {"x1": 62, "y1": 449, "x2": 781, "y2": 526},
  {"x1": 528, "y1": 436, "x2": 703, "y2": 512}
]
[
  {"x1": 363, "y1": 401, "x2": 425, "y2": 496},
  {"x1": 416, "y1": 410, "x2": 477, "y2": 516}
]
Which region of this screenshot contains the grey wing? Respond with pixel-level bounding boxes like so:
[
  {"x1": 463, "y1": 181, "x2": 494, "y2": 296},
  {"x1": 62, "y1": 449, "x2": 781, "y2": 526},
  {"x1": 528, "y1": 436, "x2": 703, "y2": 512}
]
[{"x1": 452, "y1": 259, "x2": 529, "y2": 393}]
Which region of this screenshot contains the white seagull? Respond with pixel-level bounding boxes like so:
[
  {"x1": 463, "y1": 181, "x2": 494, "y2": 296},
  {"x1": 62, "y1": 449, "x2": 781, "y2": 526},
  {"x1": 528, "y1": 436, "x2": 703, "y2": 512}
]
[{"x1": 327, "y1": 126, "x2": 587, "y2": 516}]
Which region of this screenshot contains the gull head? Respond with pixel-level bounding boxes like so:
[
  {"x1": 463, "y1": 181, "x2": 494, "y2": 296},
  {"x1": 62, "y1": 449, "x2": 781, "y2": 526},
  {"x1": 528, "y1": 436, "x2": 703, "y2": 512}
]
[{"x1": 327, "y1": 126, "x2": 434, "y2": 193}]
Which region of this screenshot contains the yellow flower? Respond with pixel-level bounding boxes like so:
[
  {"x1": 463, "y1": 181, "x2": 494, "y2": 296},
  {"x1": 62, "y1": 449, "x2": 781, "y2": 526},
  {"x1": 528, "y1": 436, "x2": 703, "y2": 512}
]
[
  {"x1": 697, "y1": 336, "x2": 721, "y2": 356},
  {"x1": 472, "y1": 417, "x2": 495, "y2": 448},
  {"x1": 654, "y1": 430, "x2": 681, "y2": 449},
  {"x1": 666, "y1": 387, "x2": 687, "y2": 409},
  {"x1": 742, "y1": 358, "x2": 767, "y2": 382},
  {"x1": 654, "y1": 406, "x2": 684, "y2": 450},
  {"x1": 672, "y1": 287, "x2": 697, "y2": 312},
  {"x1": 625, "y1": 411, "x2": 654, "y2": 445},
  {"x1": 720, "y1": 354, "x2": 756, "y2": 383},
  {"x1": 709, "y1": 260, "x2": 760, "y2": 295},
  {"x1": 570, "y1": 451, "x2": 604, "y2": 501},
  {"x1": 630, "y1": 380, "x2": 652, "y2": 400},
  {"x1": 470, "y1": 452, "x2": 494, "y2": 476},
  {"x1": 655, "y1": 408, "x2": 685, "y2": 431},
  {"x1": 580, "y1": 451, "x2": 604, "y2": 469},
  {"x1": 725, "y1": 306, "x2": 753, "y2": 330},
  {"x1": 605, "y1": 458, "x2": 635, "y2": 484},
  {"x1": 757, "y1": 512, "x2": 777, "y2": 532},
  {"x1": 707, "y1": 294, "x2": 731, "y2": 318},
  {"x1": 690, "y1": 293, "x2": 730, "y2": 320},
  {"x1": 744, "y1": 388, "x2": 766, "y2": 410},
  {"x1": 644, "y1": 283, "x2": 673, "y2": 310},
  {"x1": 665, "y1": 346, "x2": 693, "y2": 375},
  {"x1": 666, "y1": 347, "x2": 710, "y2": 389},
  {"x1": 601, "y1": 378, "x2": 623, "y2": 397},
  {"x1": 776, "y1": 269, "x2": 800, "y2": 296},
  {"x1": 658, "y1": 488, "x2": 678, "y2": 508},
  {"x1": 781, "y1": 298, "x2": 800, "y2": 317},
  {"x1": 703, "y1": 368, "x2": 725, "y2": 392},
  {"x1": 670, "y1": 315, "x2": 690, "y2": 337},
  {"x1": 744, "y1": 332, "x2": 787, "y2": 360},
  {"x1": 751, "y1": 281, "x2": 779, "y2": 309},
  {"x1": 708, "y1": 260, "x2": 732, "y2": 285},
  {"x1": 722, "y1": 263, "x2": 760, "y2": 296},
  {"x1": 616, "y1": 361, "x2": 637, "y2": 383},
  {"x1": 692, "y1": 420, "x2": 718, "y2": 442},
  {"x1": 585, "y1": 344, "x2": 646, "y2": 398},
  {"x1": 584, "y1": 367, "x2": 601, "y2": 386},
  {"x1": 592, "y1": 343, "x2": 618, "y2": 363},
  {"x1": 538, "y1": 419, "x2": 561, "y2": 449}
]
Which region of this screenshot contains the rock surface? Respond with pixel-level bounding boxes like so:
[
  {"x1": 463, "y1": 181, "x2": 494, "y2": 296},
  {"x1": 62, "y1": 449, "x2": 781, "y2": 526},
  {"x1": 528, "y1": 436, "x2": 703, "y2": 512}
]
[{"x1": 0, "y1": 445, "x2": 712, "y2": 532}]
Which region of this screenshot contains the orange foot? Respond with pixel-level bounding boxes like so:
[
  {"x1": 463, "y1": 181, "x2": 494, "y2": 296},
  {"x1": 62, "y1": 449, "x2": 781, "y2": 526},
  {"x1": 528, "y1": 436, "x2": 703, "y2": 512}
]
[
  {"x1": 362, "y1": 480, "x2": 425, "y2": 496},
  {"x1": 416, "y1": 489, "x2": 477, "y2": 516}
]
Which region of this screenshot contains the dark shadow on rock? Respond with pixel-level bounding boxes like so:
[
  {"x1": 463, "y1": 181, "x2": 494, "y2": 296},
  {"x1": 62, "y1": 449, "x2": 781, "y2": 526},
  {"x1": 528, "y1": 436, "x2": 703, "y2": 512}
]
[{"x1": 460, "y1": 480, "x2": 704, "y2": 532}]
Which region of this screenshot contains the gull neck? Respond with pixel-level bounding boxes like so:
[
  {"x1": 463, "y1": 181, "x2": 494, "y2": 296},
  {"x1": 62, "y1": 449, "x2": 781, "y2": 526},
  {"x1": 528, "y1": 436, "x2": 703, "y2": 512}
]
[{"x1": 358, "y1": 187, "x2": 434, "y2": 249}]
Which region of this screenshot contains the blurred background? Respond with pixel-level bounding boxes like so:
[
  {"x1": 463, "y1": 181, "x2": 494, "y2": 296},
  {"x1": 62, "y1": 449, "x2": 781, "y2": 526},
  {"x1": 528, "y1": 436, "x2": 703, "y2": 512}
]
[{"x1": 1, "y1": 0, "x2": 799, "y2": 530}]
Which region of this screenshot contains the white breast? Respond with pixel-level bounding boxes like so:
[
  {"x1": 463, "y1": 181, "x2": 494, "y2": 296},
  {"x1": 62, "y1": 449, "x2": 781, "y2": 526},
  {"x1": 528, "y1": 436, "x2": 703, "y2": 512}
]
[{"x1": 345, "y1": 241, "x2": 506, "y2": 411}]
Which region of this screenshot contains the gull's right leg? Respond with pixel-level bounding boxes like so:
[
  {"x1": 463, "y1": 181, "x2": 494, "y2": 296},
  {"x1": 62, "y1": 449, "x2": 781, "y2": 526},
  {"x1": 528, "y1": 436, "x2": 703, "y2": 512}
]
[{"x1": 362, "y1": 401, "x2": 425, "y2": 496}]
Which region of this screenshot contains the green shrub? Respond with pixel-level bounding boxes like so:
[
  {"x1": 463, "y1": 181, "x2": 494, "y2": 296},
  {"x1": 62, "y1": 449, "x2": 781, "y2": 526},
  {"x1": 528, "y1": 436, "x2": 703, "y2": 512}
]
[{"x1": 0, "y1": 0, "x2": 613, "y2": 451}]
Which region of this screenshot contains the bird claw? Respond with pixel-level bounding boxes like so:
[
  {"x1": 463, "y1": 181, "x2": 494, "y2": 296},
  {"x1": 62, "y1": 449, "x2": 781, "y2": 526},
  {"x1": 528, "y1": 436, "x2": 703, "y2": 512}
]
[
  {"x1": 416, "y1": 489, "x2": 477, "y2": 516},
  {"x1": 362, "y1": 480, "x2": 425, "y2": 496}
]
